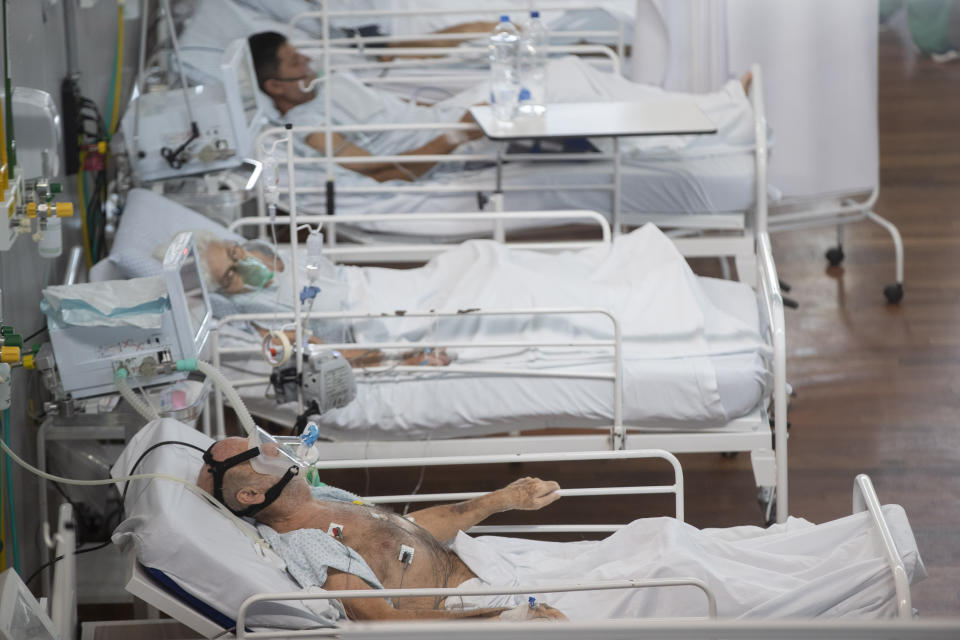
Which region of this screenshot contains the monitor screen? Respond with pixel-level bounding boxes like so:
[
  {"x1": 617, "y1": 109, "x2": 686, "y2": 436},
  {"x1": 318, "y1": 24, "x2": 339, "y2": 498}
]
[
  {"x1": 163, "y1": 233, "x2": 213, "y2": 358},
  {"x1": 235, "y1": 54, "x2": 260, "y2": 128},
  {"x1": 220, "y1": 39, "x2": 267, "y2": 158},
  {"x1": 0, "y1": 569, "x2": 59, "y2": 640},
  {"x1": 178, "y1": 246, "x2": 211, "y2": 347}
]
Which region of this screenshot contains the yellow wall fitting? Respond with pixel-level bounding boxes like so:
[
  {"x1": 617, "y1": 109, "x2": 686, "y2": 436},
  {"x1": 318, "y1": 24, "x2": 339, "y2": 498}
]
[
  {"x1": 0, "y1": 346, "x2": 20, "y2": 364},
  {"x1": 55, "y1": 202, "x2": 74, "y2": 218}
]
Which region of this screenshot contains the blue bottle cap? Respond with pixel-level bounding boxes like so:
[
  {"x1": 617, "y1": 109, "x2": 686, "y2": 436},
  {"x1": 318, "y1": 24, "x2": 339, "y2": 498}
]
[
  {"x1": 531, "y1": 10, "x2": 540, "y2": 18},
  {"x1": 500, "y1": 15, "x2": 510, "y2": 22}
]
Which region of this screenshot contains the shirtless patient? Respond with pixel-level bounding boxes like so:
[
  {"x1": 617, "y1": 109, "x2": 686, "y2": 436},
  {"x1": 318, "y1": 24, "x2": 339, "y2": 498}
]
[{"x1": 198, "y1": 436, "x2": 567, "y2": 622}]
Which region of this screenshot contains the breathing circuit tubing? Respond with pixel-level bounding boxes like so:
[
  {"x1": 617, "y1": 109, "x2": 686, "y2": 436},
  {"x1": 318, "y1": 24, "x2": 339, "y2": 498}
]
[
  {"x1": 113, "y1": 358, "x2": 258, "y2": 436},
  {"x1": 0, "y1": 358, "x2": 274, "y2": 552}
]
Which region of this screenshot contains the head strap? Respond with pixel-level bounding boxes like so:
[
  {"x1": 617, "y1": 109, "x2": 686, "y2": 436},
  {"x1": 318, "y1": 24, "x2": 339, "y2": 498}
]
[{"x1": 203, "y1": 444, "x2": 299, "y2": 518}]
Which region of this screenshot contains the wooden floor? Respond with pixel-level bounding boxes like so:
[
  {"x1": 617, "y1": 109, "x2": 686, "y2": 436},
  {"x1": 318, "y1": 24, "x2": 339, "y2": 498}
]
[
  {"x1": 766, "y1": 28, "x2": 960, "y2": 616},
  {"x1": 325, "y1": 28, "x2": 960, "y2": 618}
]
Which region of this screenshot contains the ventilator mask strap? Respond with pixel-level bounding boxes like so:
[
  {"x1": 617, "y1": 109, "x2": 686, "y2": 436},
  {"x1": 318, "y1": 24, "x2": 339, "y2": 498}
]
[
  {"x1": 203, "y1": 444, "x2": 260, "y2": 511},
  {"x1": 239, "y1": 465, "x2": 299, "y2": 518},
  {"x1": 202, "y1": 444, "x2": 300, "y2": 518}
]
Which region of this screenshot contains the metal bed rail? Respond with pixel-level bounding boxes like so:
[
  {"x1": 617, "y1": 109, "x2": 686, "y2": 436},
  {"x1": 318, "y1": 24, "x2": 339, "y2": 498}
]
[
  {"x1": 241, "y1": 619, "x2": 960, "y2": 640},
  {"x1": 756, "y1": 231, "x2": 788, "y2": 523},
  {"x1": 235, "y1": 578, "x2": 716, "y2": 640},
  {"x1": 288, "y1": 3, "x2": 628, "y2": 65},
  {"x1": 211, "y1": 307, "x2": 624, "y2": 446},
  {"x1": 228, "y1": 209, "x2": 612, "y2": 260},
  {"x1": 278, "y1": 448, "x2": 685, "y2": 528},
  {"x1": 853, "y1": 474, "x2": 913, "y2": 618}
]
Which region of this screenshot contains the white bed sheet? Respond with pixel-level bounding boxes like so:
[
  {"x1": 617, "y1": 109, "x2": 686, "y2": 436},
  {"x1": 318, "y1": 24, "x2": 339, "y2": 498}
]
[
  {"x1": 290, "y1": 153, "x2": 759, "y2": 239},
  {"x1": 219, "y1": 227, "x2": 770, "y2": 438},
  {"x1": 225, "y1": 275, "x2": 767, "y2": 439}
]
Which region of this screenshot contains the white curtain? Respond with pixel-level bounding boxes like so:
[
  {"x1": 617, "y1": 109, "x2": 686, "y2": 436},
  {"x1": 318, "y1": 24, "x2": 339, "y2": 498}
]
[
  {"x1": 631, "y1": 0, "x2": 729, "y2": 93},
  {"x1": 726, "y1": 0, "x2": 879, "y2": 198}
]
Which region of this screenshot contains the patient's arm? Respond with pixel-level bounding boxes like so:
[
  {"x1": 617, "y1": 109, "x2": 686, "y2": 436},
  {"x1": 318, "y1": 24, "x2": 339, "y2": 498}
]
[
  {"x1": 323, "y1": 570, "x2": 507, "y2": 621},
  {"x1": 379, "y1": 21, "x2": 499, "y2": 61},
  {"x1": 305, "y1": 113, "x2": 481, "y2": 182},
  {"x1": 407, "y1": 477, "x2": 561, "y2": 542},
  {"x1": 251, "y1": 324, "x2": 451, "y2": 367}
]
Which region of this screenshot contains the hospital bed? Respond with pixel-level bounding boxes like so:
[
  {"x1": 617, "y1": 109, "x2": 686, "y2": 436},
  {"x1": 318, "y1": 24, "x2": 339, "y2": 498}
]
[
  {"x1": 98, "y1": 182, "x2": 785, "y2": 521},
  {"x1": 177, "y1": 0, "x2": 634, "y2": 93},
  {"x1": 163, "y1": 0, "x2": 765, "y2": 240},
  {"x1": 252, "y1": 23, "x2": 767, "y2": 241},
  {"x1": 109, "y1": 419, "x2": 928, "y2": 639}
]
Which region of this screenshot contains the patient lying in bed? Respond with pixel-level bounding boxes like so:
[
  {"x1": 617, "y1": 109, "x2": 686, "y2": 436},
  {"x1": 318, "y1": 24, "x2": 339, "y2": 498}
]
[
  {"x1": 199, "y1": 436, "x2": 925, "y2": 622},
  {"x1": 250, "y1": 31, "x2": 758, "y2": 183}
]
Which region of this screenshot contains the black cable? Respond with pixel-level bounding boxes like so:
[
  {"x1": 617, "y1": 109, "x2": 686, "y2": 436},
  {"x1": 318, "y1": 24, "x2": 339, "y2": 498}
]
[
  {"x1": 25, "y1": 441, "x2": 207, "y2": 588},
  {"x1": 119, "y1": 440, "x2": 207, "y2": 508},
  {"x1": 23, "y1": 540, "x2": 112, "y2": 588},
  {"x1": 23, "y1": 325, "x2": 47, "y2": 343}
]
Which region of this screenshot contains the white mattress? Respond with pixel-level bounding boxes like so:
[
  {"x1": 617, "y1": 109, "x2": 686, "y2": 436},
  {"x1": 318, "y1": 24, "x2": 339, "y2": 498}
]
[
  {"x1": 287, "y1": 153, "x2": 758, "y2": 239},
  {"x1": 223, "y1": 275, "x2": 768, "y2": 440}
]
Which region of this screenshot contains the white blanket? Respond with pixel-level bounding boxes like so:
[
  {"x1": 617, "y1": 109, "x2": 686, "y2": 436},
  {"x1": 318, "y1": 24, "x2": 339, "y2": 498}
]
[
  {"x1": 344, "y1": 224, "x2": 764, "y2": 361},
  {"x1": 449, "y1": 507, "x2": 925, "y2": 620},
  {"x1": 222, "y1": 225, "x2": 769, "y2": 431}
]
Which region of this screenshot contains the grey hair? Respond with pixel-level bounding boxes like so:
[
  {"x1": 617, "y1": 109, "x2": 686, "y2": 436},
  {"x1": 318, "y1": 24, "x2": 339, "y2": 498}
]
[{"x1": 153, "y1": 229, "x2": 229, "y2": 293}]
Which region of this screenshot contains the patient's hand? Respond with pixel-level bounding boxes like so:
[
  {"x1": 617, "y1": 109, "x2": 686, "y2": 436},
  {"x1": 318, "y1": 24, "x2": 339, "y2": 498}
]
[
  {"x1": 497, "y1": 477, "x2": 561, "y2": 512},
  {"x1": 400, "y1": 347, "x2": 452, "y2": 367},
  {"x1": 499, "y1": 603, "x2": 568, "y2": 622},
  {"x1": 530, "y1": 604, "x2": 568, "y2": 622}
]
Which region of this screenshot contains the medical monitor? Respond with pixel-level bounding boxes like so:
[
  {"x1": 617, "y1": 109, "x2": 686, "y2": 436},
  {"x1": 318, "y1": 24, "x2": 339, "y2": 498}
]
[
  {"x1": 120, "y1": 39, "x2": 268, "y2": 182},
  {"x1": 46, "y1": 232, "x2": 213, "y2": 398},
  {"x1": 221, "y1": 38, "x2": 270, "y2": 162},
  {"x1": 0, "y1": 569, "x2": 59, "y2": 640},
  {"x1": 163, "y1": 231, "x2": 213, "y2": 359}
]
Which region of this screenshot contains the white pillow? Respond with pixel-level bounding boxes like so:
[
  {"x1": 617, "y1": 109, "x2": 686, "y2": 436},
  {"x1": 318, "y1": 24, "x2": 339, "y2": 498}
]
[
  {"x1": 111, "y1": 418, "x2": 339, "y2": 629},
  {"x1": 108, "y1": 189, "x2": 244, "y2": 279}
]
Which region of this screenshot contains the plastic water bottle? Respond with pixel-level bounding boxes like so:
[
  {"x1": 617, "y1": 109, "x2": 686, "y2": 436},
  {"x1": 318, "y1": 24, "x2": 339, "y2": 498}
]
[
  {"x1": 489, "y1": 15, "x2": 520, "y2": 123},
  {"x1": 517, "y1": 11, "x2": 548, "y2": 117}
]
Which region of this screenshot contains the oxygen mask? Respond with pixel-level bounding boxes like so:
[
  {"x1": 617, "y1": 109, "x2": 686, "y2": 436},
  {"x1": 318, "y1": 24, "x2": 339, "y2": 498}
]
[{"x1": 247, "y1": 428, "x2": 304, "y2": 477}]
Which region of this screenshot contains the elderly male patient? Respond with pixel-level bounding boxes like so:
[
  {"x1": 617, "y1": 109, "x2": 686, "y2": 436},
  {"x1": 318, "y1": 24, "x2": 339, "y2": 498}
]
[
  {"x1": 198, "y1": 437, "x2": 922, "y2": 622},
  {"x1": 199, "y1": 436, "x2": 565, "y2": 622}
]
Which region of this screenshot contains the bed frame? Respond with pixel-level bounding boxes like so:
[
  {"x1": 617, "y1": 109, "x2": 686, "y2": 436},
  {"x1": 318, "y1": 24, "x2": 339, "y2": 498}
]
[
  {"x1": 121, "y1": 466, "x2": 923, "y2": 639},
  {"x1": 253, "y1": 6, "x2": 765, "y2": 243},
  {"x1": 211, "y1": 200, "x2": 787, "y2": 523}
]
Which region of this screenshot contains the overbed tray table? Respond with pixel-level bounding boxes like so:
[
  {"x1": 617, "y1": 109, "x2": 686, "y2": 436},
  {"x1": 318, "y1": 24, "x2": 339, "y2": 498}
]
[{"x1": 469, "y1": 101, "x2": 718, "y2": 233}]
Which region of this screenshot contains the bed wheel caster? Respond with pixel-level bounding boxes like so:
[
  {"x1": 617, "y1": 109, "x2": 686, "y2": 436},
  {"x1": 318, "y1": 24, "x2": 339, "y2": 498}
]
[
  {"x1": 884, "y1": 283, "x2": 904, "y2": 304},
  {"x1": 757, "y1": 486, "x2": 776, "y2": 527},
  {"x1": 825, "y1": 246, "x2": 845, "y2": 267}
]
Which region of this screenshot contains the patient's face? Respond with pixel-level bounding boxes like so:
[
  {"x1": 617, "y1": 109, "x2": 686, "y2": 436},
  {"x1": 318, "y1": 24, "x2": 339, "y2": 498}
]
[
  {"x1": 265, "y1": 42, "x2": 318, "y2": 107},
  {"x1": 203, "y1": 241, "x2": 279, "y2": 294}
]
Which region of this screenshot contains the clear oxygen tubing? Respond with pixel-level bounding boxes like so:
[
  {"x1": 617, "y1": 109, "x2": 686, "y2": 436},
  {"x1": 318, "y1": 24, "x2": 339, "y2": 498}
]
[
  {"x1": 187, "y1": 359, "x2": 258, "y2": 436},
  {"x1": 1, "y1": 408, "x2": 19, "y2": 573},
  {"x1": 113, "y1": 369, "x2": 161, "y2": 422},
  {"x1": 0, "y1": 425, "x2": 266, "y2": 550}
]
